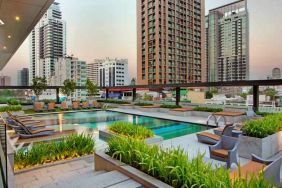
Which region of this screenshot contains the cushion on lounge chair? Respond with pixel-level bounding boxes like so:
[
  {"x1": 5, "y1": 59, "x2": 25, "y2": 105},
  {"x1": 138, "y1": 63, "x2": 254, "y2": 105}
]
[
  {"x1": 230, "y1": 161, "x2": 265, "y2": 180},
  {"x1": 211, "y1": 149, "x2": 228, "y2": 159},
  {"x1": 30, "y1": 128, "x2": 55, "y2": 134},
  {"x1": 197, "y1": 132, "x2": 220, "y2": 141}
]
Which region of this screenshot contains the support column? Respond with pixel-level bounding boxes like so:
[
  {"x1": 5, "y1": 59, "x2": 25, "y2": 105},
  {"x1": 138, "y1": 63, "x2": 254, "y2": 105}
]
[
  {"x1": 176, "y1": 87, "x2": 181, "y2": 106},
  {"x1": 253, "y1": 85, "x2": 259, "y2": 112},
  {"x1": 56, "y1": 88, "x2": 60, "y2": 104},
  {"x1": 132, "y1": 88, "x2": 137, "y2": 102},
  {"x1": 106, "y1": 89, "x2": 109, "y2": 100}
]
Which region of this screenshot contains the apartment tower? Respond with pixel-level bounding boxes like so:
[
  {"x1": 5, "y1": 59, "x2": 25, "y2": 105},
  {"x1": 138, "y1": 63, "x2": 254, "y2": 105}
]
[
  {"x1": 206, "y1": 0, "x2": 249, "y2": 82},
  {"x1": 137, "y1": 0, "x2": 205, "y2": 85},
  {"x1": 86, "y1": 59, "x2": 104, "y2": 85},
  {"x1": 29, "y1": 2, "x2": 66, "y2": 84},
  {"x1": 17, "y1": 68, "x2": 29, "y2": 86}
]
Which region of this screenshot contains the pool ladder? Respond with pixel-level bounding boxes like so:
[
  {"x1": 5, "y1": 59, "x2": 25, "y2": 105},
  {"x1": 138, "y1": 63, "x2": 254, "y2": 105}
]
[{"x1": 206, "y1": 114, "x2": 227, "y2": 128}]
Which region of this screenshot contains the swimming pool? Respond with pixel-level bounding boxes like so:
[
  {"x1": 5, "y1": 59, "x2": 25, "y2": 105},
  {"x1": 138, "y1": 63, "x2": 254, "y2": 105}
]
[{"x1": 32, "y1": 111, "x2": 206, "y2": 140}]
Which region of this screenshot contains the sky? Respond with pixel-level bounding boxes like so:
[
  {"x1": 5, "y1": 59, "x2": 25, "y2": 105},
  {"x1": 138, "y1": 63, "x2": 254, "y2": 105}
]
[{"x1": 2, "y1": 0, "x2": 282, "y2": 84}]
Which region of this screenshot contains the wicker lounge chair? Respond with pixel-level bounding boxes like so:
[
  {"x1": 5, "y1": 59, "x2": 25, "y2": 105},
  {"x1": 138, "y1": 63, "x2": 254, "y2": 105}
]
[
  {"x1": 196, "y1": 125, "x2": 235, "y2": 145},
  {"x1": 230, "y1": 154, "x2": 282, "y2": 187},
  {"x1": 82, "y1": 101, "x2": 90, "y2": 109},
  {"x1": 93, "y1": 101, "x2": 101, "y2": 108},
  {"x1": 47, "y1": 102, "x2": 56, "y2": 111},
  {"x1": 209, "y1": 135, "x2": 239, "y2": 168},
  {"x1": 72, "y1": 101, "x2": 80, "y2": 110},
  {"x1": 34, "y1": 102, "x2": 44, "y2": 112},
  {"x1": 60, "y1": 101, "x2": 69, "y2": 110}
]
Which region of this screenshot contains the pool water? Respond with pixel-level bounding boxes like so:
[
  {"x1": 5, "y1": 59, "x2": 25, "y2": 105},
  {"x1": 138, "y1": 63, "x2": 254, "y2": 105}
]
[{"x1": 32, "y1": 111, "x2": 206, "y2": 140}]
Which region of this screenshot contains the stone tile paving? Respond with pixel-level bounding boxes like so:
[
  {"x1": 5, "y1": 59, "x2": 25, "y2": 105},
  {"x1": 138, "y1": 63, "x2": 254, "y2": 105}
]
[{"x1": 15, "y1": 156, "x2": 95, "y2": 188}]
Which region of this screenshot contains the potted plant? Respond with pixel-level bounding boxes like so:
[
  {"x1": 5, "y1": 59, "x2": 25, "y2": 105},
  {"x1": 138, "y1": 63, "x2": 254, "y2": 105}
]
[
  {"x1": 31, "y1": 77, "x2": 47, "y2": 102},
  {"x1": 61, "y1": 79, "x2": 76, "y2": 106}
]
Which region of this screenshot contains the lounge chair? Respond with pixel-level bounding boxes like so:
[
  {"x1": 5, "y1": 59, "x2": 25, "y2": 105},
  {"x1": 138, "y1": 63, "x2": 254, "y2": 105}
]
[
  {"x1": 61, "y1": 101, "x2": 69, "y2": 110},
  {"x1": 82, "y1": 101, "x2": 89, "y2": 109},
  {"x1": 11, "y1": 120, "x2": 55, "y2": 139},
  {"x1": 6, "y1": 111, "x2": 32, "y2": 121},
  {"x1": 93, "y1": 101, "x2": 101, "y2": 108},
  {"x1": 213, "y1": 123, "x2": 243, "y2": 137},
  {"x1": 196, "y1": 125, "x2": 235, "y2": 145},
  {"x1": 47, "y1": 102, "x2": 56, "y2": 111},
  {"x1": 72, "y1": 101, "x2": 80, "y2": 110},
  {"x1": 34, "y1": 102, "x2": 44, "y2": 112},
  {"x1": 230, "y1": 154, "x2": 282, "y2": 187},
  {"x1": 209, "y1": 135, "x2": 239, "y2": 168}
]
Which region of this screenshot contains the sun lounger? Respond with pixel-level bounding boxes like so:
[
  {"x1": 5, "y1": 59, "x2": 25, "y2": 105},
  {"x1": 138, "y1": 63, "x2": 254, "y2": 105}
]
[
  {"x1": 72, "y1": 101, "x2": 80, "y2": 110},
  {"x1": 34, "y1": 102, "x2": 44, "y2": 112},
  {"x1": 230, "y1": 154, "x2": 282, "y2": 187},
  {"x1": 196, "y1": 124, "x2": 234, "y2": 145},
  {"x1": 82, "y1": 101, "x2": 90, "y2": 109},
  {"x1": 47, "y1": 102, "x2": 56, "y2": 111},
  {"x1": 11, "y1": 120, "x2": 55, "y2": 139},
  {"x1": 6, "y1": 111, "x2": 32, "y2": 120},
  {"x1": 93, "y1": 101, "x2": 101, "y2": 108},
  {"x1": 213, "y1": 123, "x2": 242, "y2": 136},
  {"x1": 61, "y1": 101, "x2": 69, "y2": 110}
]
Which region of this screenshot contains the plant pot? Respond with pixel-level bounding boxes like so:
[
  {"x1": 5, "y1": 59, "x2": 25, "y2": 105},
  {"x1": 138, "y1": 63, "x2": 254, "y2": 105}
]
[{"x1": 239, "y1": 131, "x2": 282, "y2": 159}]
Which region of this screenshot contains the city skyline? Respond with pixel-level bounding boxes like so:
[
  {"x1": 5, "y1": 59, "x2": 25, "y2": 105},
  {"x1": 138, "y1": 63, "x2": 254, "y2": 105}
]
[{"x1": 2, "y1": 0, "x2": 282, "y2": 84}]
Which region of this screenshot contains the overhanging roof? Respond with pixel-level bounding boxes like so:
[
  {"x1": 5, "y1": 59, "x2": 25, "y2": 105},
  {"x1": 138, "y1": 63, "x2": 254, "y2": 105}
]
[{"x1": 0, "y1": 0, "x2": 54, "y2": 70}]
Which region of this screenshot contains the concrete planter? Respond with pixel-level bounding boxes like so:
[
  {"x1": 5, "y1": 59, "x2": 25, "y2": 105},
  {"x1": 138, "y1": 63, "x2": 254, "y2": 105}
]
[
  {"x1": 168, "y1": 111, "x2": 192, "y2": 117},
  {"x1": 158, "y1": 108, "x2": 170, "y2": 113},
  {"x1": 99, "y1": 129, "x2": 163, "y2": 145},
  {"x1": 191, "y1": 111, "x2": 212, "y2": 118},
  {"x1": 95, "y1": 152, "x2": 173, "y2": 188},
  {"x1": 239, "y1": 131, "x2": 282, "y2": 159}
]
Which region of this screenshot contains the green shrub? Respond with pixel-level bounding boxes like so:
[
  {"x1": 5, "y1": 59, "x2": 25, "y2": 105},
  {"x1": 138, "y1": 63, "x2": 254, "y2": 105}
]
[
  {"x1": 107, "y1": 137, "x2": 272, "y2": 188},
  {"x1": 243, "y1": 114, "x2": 282, "y2": 138},
  {"x1": 134, "y1": 102, "x2": 153, "y2": 106},
  {"x1": 14, "y1": 134, "x2": 95, "y2": 170},
  {"x1": 193, "y1": 106, "x2": 223, "y2": 112},
  {"x1": 108, "y1": 122, "x2": 153, "y2": 140},
  {"x1": 0, "y1": 105, "x2": 22, "y2": 112},
  {"x1": 160, "y1": 104, "x2": 181, "y2": 109},
  {"x1": 97, "y1": 99, "x2": 130, "y2": 104},
  {"x1": 7, "y1": 99, "x2": 20, "y2": 105}
]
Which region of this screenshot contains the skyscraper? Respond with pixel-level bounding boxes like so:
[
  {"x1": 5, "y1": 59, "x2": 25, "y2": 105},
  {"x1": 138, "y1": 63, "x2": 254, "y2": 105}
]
[
  {"x1": 29, "y1": 2, "x2": 66, "y2": 84},
  {"x1": 0, "y1": 76, "x2": 11, "y2": 86},
  {"x1": 137, "y1": 0, "x2": 205, "y2": 85},
  {"x1": 206, "y1": 0, "x2": 249, "y2": 82},
  {"x1": 272, "y1": 68, "x2": 281, "y2": 79},
  {"x1": 87, "y1": 59, "x2": 104, "y2": 85},
  {"x1": 17, "y1": 68, "x2": 29, "y2": 86}
]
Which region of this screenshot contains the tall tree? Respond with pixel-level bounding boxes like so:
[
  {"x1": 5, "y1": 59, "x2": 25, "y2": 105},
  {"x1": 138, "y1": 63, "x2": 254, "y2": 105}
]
[
  {"x1": 264, "y1": 88, "x2": 278, "y2": 101},
  {"x1": 85, "y1": 78, "x2": 97, "y2": 99},
  {"x1": 61, "y1": 79, "x2": 76, "y2": 101},
  {"x1": 32, "y1": 77, "x2": 47, "y2": 101}
]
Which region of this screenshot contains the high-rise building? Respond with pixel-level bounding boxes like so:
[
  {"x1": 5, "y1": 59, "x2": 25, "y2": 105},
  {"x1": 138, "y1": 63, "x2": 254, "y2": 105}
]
[
  {"x1": 206, "y1": 0, "x2": 249, "y2": 82},
  {"x1": 99, "y1": 58, "x2": 129, "y2": 87},
  {"x1": 0, "y1": 76, "x2": 11, "y2": 86},
  {"x1": 272, "y1": 68, "x2": 281, "y2": 79},
  {"x1": 137, "y1": 0, "x2": 205, "y2": 85},
  {"x1": 29, "y1": 2, "x2": 66, "y2": 84},
  {"x1": 86, "y1": 59, "x2": 103, "y2": 85},
  {"x1": 51, "y1": 56, "x2": 87, "y2": 99},
  {"x1": 17, "y1": 68, "x2": 29, "y2": 86}
]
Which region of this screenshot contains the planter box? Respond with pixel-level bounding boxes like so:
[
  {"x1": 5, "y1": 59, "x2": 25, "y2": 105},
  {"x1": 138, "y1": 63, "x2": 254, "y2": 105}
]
[
  {"x1": 95, "y1": 152, "x2": 173, "y2": 188},
  {"x1": 99, "y1": 129, "x2": 163, "y2": 145},
  {"x1": 239, "y1": 131, "x2": 282, "y2": 159},
  {"x1": 158, "y1": 108, "x2": 170, "y2": 113},
  {"x1": 191, "y1": 111, "x2": 212, "y2": 118},
  {"x1": 168, "y1": 110, "x2": 192, "y2": 117}
]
